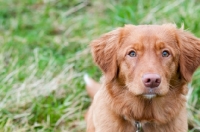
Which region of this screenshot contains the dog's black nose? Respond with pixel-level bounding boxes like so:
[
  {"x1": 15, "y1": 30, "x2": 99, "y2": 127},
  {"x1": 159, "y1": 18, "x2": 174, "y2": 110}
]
[{"x1": 142, "y1": 74, "x2": 161, "y2": 88}]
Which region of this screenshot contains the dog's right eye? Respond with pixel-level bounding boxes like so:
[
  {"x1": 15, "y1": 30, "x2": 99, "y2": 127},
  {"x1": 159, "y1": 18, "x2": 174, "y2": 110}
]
[
  {"x1": 128, "y1": 51, "x2": 137, "y2": 57},
  {"x1": 162, "y1": 50, "x2": 170, "y2": 57}
]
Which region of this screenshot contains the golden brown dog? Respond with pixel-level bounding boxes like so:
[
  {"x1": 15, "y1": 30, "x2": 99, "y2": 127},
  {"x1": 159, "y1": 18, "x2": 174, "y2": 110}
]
[{"x1": 85, "y1": 24, "x2": 200, "y2": 132}]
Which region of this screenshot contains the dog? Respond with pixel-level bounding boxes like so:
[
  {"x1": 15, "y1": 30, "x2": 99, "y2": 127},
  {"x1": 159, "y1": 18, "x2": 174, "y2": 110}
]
[{"x1": 84, "y1": 24, "x2": 200, "y2": 132}]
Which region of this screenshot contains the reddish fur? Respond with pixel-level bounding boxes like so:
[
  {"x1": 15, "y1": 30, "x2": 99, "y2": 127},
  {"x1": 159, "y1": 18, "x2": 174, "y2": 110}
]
[{"x1": 86, "y1": 24, "x2": 200, "y2": 132}]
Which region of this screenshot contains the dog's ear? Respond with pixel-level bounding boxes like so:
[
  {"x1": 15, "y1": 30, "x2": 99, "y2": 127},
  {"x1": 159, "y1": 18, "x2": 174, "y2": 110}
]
[
  {"x1": 90, "y1": 28, "x2": 123, "y2": 82},
  {"x1": 177, "y1": 29, "x2": 200, "y2": 82}
]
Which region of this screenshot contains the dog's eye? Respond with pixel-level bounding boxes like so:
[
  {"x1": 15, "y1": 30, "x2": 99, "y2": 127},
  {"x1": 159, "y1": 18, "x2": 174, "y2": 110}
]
[
  {"x1": 162, "y1": 50, "x2": 170, "y2": 57},
  {"x1": 128, "y1": 51, "x2": 137, "y2": 57}
]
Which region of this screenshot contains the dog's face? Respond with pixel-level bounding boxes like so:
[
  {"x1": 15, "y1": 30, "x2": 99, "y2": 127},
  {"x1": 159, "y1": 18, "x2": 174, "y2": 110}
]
[
  {"x1": 117, "y1": 25, "x2": 180, "y2": 98},
  {"x1": 91, "y1": 24, "x2": 200, "y2": 99}
]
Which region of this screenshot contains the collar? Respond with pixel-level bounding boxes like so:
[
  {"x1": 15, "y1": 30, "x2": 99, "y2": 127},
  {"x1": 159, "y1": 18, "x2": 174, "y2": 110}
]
[
  {"x1": 123, "y1": 116, "x2": 143, "y2": 132},
  {"x1": 135, "y1": 121, "x2": 142, "y2": 132}
]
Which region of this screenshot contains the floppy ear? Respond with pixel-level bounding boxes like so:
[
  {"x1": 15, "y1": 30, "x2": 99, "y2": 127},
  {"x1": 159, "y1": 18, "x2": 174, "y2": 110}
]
[
  {"x1": 90, "y1": 28, "x2": 123, "y2": 82},
  {"x1": 177, "y1": 29, "x2": 200, "y2": 82}
]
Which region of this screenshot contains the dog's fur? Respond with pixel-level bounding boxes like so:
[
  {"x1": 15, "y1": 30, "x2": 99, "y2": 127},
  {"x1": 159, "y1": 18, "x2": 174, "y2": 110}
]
[{"x1": 85, "y1": 24, "x2": 200, "y2": 132}]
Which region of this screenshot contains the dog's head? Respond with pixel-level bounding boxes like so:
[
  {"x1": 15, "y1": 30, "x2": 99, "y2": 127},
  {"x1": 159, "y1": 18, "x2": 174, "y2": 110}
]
[{"x1": 91, "y1": 24, "x2": 200, "y2": 99}]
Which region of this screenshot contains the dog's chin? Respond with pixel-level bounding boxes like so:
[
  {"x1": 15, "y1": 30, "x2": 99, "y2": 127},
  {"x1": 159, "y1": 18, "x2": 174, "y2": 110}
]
[
  {"x1": 143, "y1": 93, "x2": 157, "y2": 99},
  {"x1": 129, "y1": 85, "x2": 169, "y2": 99}
]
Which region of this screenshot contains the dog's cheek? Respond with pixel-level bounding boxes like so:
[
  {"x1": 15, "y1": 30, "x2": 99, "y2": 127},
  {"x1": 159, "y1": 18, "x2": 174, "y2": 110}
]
[
  {"x1": 117, "y1": 61, "x2": 133, "y2": 86},
  {"x1": 116, "y1": 62, "x2": 135, "y2": 93},
  {"x1": 125, "y1": 67, "x2": 145, "y2": 95},
  {"x1": 117, "y1": 64, "x2": 126, "y2": 86},
  {"x1": 160, "y1": 61, "x2": 178, "y2": 95}
]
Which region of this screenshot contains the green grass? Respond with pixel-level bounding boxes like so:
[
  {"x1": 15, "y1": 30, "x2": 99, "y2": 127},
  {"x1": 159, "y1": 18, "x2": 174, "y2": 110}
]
[{"x1": 0, "y1": 0, "x2": 200, "y2": 131}]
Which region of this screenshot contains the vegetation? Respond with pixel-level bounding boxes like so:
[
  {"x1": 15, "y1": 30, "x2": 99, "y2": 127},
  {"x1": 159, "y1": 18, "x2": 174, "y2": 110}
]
[{"x1": 0, "y1": 0, "x2": 200, "y2": 131}]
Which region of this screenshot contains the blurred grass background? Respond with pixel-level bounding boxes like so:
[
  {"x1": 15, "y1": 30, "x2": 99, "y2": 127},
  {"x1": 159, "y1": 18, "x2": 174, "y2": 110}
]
[{"x1": 0, "y1": 0, "x2": 200, "y2": 131}]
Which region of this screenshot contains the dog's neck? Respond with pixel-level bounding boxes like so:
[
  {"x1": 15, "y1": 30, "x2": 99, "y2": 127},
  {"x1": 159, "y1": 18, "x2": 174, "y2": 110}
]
[
  {"x1": 105, "y1": 81, "x2": 187, "y2": 126},
  {"x1": 123, "y1": 116, "x2": 142, "y2": 132}
]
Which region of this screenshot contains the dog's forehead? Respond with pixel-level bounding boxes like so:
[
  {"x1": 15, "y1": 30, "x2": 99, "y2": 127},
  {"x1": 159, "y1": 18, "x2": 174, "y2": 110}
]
[{"x1": 123, "y1": 25, "x2": 177, "y2": 45}]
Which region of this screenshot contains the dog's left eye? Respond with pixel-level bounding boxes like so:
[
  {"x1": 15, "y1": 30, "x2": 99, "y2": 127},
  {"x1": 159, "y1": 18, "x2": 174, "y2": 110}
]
[
  {"x1": 162, "y1": 50, "x2": 170, "y2": 57},
  {"x1": 128, "y1": 51, "x2": 137, "y2": 57}
]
